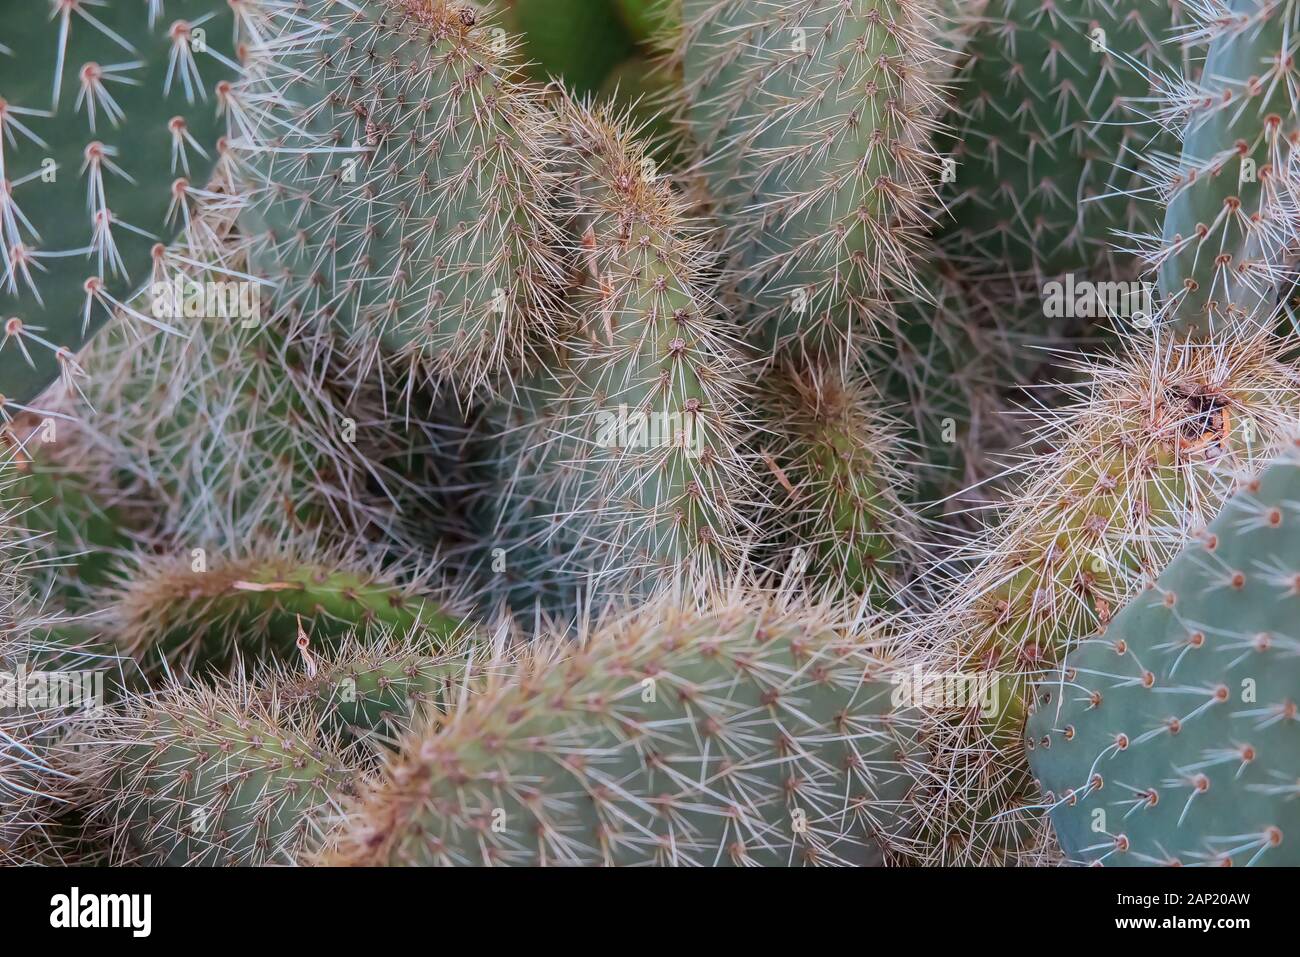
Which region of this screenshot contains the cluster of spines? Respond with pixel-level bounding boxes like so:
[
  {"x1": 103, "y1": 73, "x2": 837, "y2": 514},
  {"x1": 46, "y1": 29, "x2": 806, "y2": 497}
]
[
  {"x1": 75, "y1": 674, "x2": 355, "y2": 866},
  {"x1": 71, "y1": 278, "x2": 441, "y2": 548},
  {"x1": 95, "y1": 542, "x2": 466, "y2": 675},
  {"x1": 1146, "y1": 0, "x2": 1300, "y2": 338},
  {"x1": 903, "y1": 328, "x2": 1300, "y2": 863},
  {"x1": 753, "y1": 359, "x2": 914, "y2": 603},
  {"x1": 673, "y1": 0, "x2": 952, "y2": 356},
  {"x1": 481, "y1": 98, "x2": 760, "y2": 603},
  {"x1": 938, "y1": 0, "x2": 1191, "y2": 281}
]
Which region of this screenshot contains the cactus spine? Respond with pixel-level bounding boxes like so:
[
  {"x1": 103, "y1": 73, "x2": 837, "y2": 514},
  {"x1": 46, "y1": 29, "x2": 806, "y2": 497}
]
[
  {"x1": 939, "y1": 0, "x2": 1188, "y2": 280},
  {"x1": 98, "y1": 545, "x2": 465, "y2": 673},
  {"x1": 676, "y1": 0, "x2": 951, "y2": 355},
  {"x1": 907, "y1": 331, "x2": 1300, "y2": 862},
  {"x1": 484, "y1": 99, "x2": 759, "y2": 602},
  {"x1": 78, "y1": 676, "x2": 356, "y2": 866},
  {"x1": 229, "y1": 0, "x2": 568, "y2": 400},
  {"x1": 754, "y1": 360, "x2": 913, "y2": 602}
]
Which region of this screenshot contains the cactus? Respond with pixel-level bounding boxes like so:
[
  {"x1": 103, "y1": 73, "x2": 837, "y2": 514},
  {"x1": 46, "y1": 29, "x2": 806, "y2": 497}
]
[
  {"x1": 0, "y1": 0, "x2": 253, "y2": 407},
  {"x1": 276, "y1": 628, "x2": 490, "y2": 744},
  {"x1": 228, "y1": 0, "x2": 569, "y2": 401},
  {"x1": 904, "y1": 329, "x2": 1300, "y2": 863},
  {"x1": 76, "y1": 675, "x2": 357, "y2": 866},
  {"x1": 1150, "y1": 0, "x2": 1300, "y2": 338},
  {"x1": 0, "y1": 445, "x2": 102, "y2": 864},
  {"x1": 1, "y1": 408, "x2": 145, "y2": 607},
  {"x1": 1027, "y1": 441, "x2": 1300, "y2": 865},
  {"x1": 96, "y1": 543, "x2": 466, "y2": 674},
  {"x1": 674, "y1": 0, "x2": 952, "y2": 355},
  {"x1": 73, "y1": 286, "x2": 433, "y2": 544},
  {"x1": 938, "y1": 0, "x2": 1189, "y2": 281},
  {"x1": 314, "y1": 592, "x2": 927, "y2": 866},
  {"x1": 753, "y1": 359, "x2": 914, "y2": 602},
  {"x1": 476, "y1": 98, "x2": 761, "y2": 606}
]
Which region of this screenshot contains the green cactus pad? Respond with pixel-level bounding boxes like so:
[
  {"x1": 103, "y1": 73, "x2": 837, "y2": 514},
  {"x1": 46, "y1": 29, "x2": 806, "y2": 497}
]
[
  {"x1": 938, "y1": 0, "x2": 1187, "y2": 282},
  {"x1": 99, "y1": 545, "x2": 465, "y2": 674},
  {"x1": 1155, "y1": 0, "x2": 1300, "y2": 338},
  {"x1": 678, "y1": 0, "x2": 950, "y2": 355},
  {"x1": 229, "y1": 0, "x2": 569, "y2": 400},
  {"x1": 78, "y1": 678, "x2": 356, "y2": 866}
]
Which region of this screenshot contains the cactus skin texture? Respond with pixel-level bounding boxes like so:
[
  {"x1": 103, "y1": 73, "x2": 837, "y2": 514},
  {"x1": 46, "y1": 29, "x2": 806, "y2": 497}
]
[
  {"x1": 939, "y1": 0, "x2": 1188, "y2": 280},
  {"x1": 754, "y1": 360, "x2": 913, "y2": 603},
  {"x1": 1153, "y1": 0, "x2": 1300, "y2": 339},
  {"x1": 314, "y1": 593, "x2": 926, "y2": 866},
  {"x1": 77, "y1": 676, "x2": 356, "y2": 866},
  {"x1": 97, "y1": 544, "x2": 465, "y2": 674},
  {"x1": 1027, "y1": 443, "x2": 1300, "y2": 865},
  {"x1": 0, "y1": 447, "x2": 104, "y2": 864},
  {"x1": 0, "y1": 0, "x2": 250, "y2": 408},
  {"x1": 230, "y1": 0, "x2": 568, "y2": 401},
  {"x1": 676, "y1": 0, "x2": 950, "y2": 356},
  {"x1": 905, "y1": 330, "x2": 1300, "y2": 864}
]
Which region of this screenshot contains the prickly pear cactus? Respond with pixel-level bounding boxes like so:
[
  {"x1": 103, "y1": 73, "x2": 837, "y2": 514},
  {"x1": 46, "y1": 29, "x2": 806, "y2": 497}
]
[
  {"x1": 315, "y1": 594, "x2": 927, "y2": 866},
  {"x1": 0, "y1": 0, "x2": 251, "y2": 407},
  {"x1": 905, "y1": 330, "x2": 1300, "y2": 863},
  {"x1": 276, "y1": 630, "x2": 488, "y2": 743},
  {"x1": 495, "y1": 100, "x2": 759, "y2": 599},
  {"x1": 228, "y1": 0, "x2": 569, "y2": 399},
  {"x1": 1027, "y1": 443, "x2": 1300, "y2": 865},
  {"x1": 1153, "y1": 0, "x2": 1300, "y2": 338},
  {"x1": 77, "y1": 677, "x2": 357, "y2": 866},
  {"x1": 939, "y1": 0, "x2": 1189, "y2": 280},
  {"x1": 676, "y1": 0, "x2": 951, "y2": 354},
  {"x1": 754, "y1": 360, "x2": 913, "y2": 602},
  {"x1": 97, "y1": 544, "x2": 465, "y2": 674}
]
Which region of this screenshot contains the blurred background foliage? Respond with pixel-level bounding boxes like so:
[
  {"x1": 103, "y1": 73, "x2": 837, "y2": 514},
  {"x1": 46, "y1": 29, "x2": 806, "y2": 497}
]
[{"x1": 501, "y1": 0, "x2": 683, "y2": 161}]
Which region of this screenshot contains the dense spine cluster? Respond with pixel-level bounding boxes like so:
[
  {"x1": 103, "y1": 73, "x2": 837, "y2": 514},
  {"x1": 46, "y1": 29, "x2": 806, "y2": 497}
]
[
  {"x1": 479, "y1": 100, "x2": 760, "y2": 606},
  {"x1": 77, "y1": 676, "x2": 356, "y2": 866},
  {"x1": 675, "y1": 0, "x2": 951, "y2": 355},
  {"x1": 229, "y1": 0, "x2": 568, "y2": 400},
  {"x1": 7, "y1": 0, "x2": 1300, "y2": 874},
  {"x1": 906, "y1": 331, "x2": 1300, "y2": 862},
  {"x1": 96, "y1": 544, "x2": 465, "y2": 673},
  {"x1": 1149, "y1": 0, "x2": 1300, "y2": 337}
]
